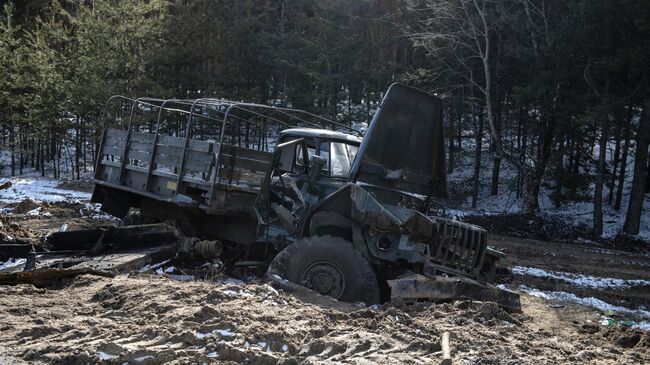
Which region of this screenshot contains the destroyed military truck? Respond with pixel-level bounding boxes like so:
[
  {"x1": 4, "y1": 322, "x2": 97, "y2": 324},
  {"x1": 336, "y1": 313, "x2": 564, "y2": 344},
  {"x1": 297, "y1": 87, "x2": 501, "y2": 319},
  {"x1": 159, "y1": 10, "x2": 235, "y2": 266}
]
[{"x1": 91, "y1": 83, "x2": 520, "y2": 309}]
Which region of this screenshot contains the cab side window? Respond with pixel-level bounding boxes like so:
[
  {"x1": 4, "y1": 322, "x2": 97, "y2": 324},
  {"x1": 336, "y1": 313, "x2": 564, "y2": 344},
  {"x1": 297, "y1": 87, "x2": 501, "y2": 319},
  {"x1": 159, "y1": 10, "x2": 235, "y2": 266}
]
[{"x1": 321, "y1": 142, "x2": 358, "y2": 178}]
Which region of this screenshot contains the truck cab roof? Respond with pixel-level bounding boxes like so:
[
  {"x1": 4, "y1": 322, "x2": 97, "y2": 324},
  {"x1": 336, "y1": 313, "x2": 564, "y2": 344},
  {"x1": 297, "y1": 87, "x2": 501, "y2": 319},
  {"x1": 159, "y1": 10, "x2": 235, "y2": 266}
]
[{"x1": 280, "y1": 128, "x2": 362, "y2": 145}]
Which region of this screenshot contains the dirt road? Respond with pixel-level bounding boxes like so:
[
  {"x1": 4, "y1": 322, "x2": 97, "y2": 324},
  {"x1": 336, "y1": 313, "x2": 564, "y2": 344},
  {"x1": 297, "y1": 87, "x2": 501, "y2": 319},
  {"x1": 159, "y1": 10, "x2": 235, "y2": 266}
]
[{"x1": 490, "y1": 235, "x2": 650, "y2": 311}]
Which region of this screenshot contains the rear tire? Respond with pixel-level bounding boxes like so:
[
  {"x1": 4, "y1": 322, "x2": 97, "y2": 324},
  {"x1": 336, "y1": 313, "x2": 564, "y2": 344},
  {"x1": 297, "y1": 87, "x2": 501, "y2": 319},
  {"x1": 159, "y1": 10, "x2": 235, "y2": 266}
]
[{"x1": 267, "y1": 235, "x2": 380, "y2": 304}]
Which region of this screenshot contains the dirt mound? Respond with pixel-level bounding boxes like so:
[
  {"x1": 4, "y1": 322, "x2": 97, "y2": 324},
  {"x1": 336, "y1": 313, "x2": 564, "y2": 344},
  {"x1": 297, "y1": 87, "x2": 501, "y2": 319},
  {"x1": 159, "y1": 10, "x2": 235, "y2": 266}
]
[
  {"x1": 0, "y1": 274, "x2": 647, "y2": 364},
  {"x1": 56, "y1": 179, "x2": 95, "y2": 193},
  {"x1": 12, "y1": 198, "x2": 40, "y2": 214},
  {"x1": 0, "y1": 217, "x2": 36, "y2": 243},
  {"x1": 465, "y1": 213, "x2": 650, "y2": 253}
]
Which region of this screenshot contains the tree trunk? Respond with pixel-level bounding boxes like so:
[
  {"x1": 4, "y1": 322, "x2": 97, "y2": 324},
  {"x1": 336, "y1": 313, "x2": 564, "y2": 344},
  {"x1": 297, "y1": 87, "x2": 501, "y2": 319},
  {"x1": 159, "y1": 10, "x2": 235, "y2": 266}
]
[
  {"x1": 608, "y1": 106, "x2": 624, "y2": 204},
  {"x1": 472, "y1": 109, "x2": 484, "y2": 209},
  {"x1": 623, "y1": 98, "x2": 650, "y2": 235},
  {"x1": 490, "y1": 101, "x2": 502, "y2": 196},
  {"x1": 75, "y1": 116, "x2": 81, "y2": 180},
  {"x1": 615, "y1": 107, "x2": 632, "y2": 210},
  {"x1": 10, "y1": 123, "x2": 15, "y2": 176},
  {"x1": 517, "y1": 108, "x2": 528, "y2": 198},
  {"x1": 645, "y1": 149, "x2": 650, "y2": 194},
  {"x1": 490, "y1": 156, "x2": 502, "y2": 196},
  {"x1": 594, "y1": 116, "x2": 609, "y2": 237},
  {"x1": 570, "y1": 137, "x2": 581, "y2": 199},
  {"x1": 447, "y1": 108, "x2": 456, "y2": 173},
  {"x1": 554, "y1": 137, "x2": 565, "y2": 207},
  {"x1": 526, "y1": 116, "x2": 555, "y2": 212},
  {"x1": 18, "y1": 132, "x2": 23, "y2": 175}
]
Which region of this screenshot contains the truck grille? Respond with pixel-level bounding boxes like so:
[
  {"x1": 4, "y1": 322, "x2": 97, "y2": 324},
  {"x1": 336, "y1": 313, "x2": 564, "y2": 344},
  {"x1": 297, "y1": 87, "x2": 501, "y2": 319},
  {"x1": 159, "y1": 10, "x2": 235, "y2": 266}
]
[{"x1": 428, "y1": 218, "x2": 487, "y2": 276}]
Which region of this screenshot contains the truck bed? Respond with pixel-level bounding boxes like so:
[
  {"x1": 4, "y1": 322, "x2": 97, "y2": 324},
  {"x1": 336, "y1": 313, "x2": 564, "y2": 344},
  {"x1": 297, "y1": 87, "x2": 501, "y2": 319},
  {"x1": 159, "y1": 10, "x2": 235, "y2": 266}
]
[{"x1": 95, "y1": 128, "x2": 272, "y2": 215}]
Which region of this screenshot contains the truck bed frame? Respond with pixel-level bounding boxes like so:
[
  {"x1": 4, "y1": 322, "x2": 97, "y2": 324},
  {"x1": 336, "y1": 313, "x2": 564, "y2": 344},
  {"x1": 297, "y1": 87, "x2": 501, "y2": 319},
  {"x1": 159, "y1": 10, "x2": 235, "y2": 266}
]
[{"x1": 92, "y1": 96, "x2": 361, "y2": 218}]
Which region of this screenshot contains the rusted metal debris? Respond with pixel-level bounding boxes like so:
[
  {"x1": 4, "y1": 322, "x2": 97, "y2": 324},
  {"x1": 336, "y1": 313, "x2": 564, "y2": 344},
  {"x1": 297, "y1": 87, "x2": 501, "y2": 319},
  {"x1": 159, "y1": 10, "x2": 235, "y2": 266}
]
[
  {"x1": 46, "y1": 223, "x2": 180, "y2": 251},
  {"x1": 0, "y1": 223, "x2": 227, "y2": 287}
]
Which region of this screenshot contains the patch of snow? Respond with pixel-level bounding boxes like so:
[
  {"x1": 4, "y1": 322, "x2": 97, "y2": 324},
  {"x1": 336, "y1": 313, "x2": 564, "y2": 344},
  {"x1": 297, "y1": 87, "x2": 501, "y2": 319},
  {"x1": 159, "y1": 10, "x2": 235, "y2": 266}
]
[
  {"x1": 134, "y1": 355, "x2": 154, "y2": 362},
  {"x1": 636, "y1": 321, "x2": 650, "y2": 331},
  {"x1": 207, "y1": 351, "x2": 218, "y2": 358},
  {"x1": 219, "y1": 278, "x2": 244, "y2": 285},
  {"x1": 169, "y1": 274, "x2": 195, "y2": 282},
  {"x1": 98, "y1": 351, "x2": 118, "y2": 360},
  {"x1": 214, "y1": 329, "x2": 234, "y2": 337},
  {"x1": 0, "y1": 178, "x2": 91, "y2": 203},
  {"x1": 25, "y1": 207, "x2": 41, "y2": 216},
  {"x1": 164, "y1": 266, "x2": 175, "y2": 273},
  {"x1": 519, "y1": 285, "x2": 650, "y2": 320},
  {"x1": 512, "y1": 266, "x2": 650, "y2": 289},
  {"x1": 196, "y1": 328, "x2": 234, "y2": 339},
  {"x1": 221, "y1": 289, "x2": 254, "y2": 298},
  {"x1": 80, "y1": 203, "x2": 118, "y2": 220},
  {"x1": 0, "y1": 258, "x2": 26, "y2": 270},
  {"x1": 138, "y1": 260, "x2": 171, "y2": 273},
  {"x1": 281, "y1": 344, "x2": 289, "y2": 352},
  {"x1": 195, "y1": 331, "x2": 210, "y2": 339}
]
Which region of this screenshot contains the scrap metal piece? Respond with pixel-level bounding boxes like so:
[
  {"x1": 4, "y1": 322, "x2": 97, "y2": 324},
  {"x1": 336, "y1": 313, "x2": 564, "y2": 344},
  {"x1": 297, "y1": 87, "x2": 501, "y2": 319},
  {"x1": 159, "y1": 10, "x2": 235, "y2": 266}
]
[
  {"x1": 0, "y1": 244, "x2": 33, "y2": 261},
  {"x1": 387, "y1": 273, "x2": 521, "y2": 310},
  {"x1": 46, "y1": 223, "x2": 179, "y2": 251}
]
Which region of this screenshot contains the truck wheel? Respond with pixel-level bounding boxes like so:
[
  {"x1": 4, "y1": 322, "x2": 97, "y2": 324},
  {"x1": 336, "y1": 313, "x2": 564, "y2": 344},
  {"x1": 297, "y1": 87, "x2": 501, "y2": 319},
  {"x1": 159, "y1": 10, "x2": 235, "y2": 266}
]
[{"x1": 267, "y1": 235, "x2": 380, "y2": 304}]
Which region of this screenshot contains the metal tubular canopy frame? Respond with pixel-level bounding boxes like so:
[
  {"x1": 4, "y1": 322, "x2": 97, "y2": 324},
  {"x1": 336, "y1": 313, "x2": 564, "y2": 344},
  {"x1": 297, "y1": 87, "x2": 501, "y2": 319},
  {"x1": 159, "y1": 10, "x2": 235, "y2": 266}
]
[{"x1": 97, "y1": 95, "x2": 363, "y2": 207}]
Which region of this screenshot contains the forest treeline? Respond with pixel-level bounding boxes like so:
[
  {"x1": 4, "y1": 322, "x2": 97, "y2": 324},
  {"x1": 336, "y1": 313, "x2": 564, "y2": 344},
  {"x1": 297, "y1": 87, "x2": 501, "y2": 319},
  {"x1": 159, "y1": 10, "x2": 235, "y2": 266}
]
[{"x1": 0, "y1": 0, "x2": 649, "y2": 236}]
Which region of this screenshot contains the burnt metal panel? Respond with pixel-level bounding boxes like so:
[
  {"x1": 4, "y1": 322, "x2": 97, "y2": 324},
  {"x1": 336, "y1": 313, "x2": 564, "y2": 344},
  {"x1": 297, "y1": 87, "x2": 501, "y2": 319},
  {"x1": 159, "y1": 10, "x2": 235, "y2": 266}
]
[{"x1": 387, "y1": 273, "x2": 520, "y2": 310}]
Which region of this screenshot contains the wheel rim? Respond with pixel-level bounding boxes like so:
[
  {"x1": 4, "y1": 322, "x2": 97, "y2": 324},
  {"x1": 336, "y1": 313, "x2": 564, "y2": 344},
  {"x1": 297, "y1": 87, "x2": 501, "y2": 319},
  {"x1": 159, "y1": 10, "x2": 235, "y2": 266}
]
[{"x1": 300, "y1": 260, "x2": 346, "y2": 299}]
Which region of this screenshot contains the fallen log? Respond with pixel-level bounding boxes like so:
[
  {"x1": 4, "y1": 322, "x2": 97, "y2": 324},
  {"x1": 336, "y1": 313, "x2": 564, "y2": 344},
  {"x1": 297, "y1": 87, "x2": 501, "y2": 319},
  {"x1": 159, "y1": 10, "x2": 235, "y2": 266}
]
[
  {"x1": 0, "y1": 268, "x2": 114, "y2": 286},
  {"x1": 0, "y1": 180, "x2": 12, "y2": 190}
]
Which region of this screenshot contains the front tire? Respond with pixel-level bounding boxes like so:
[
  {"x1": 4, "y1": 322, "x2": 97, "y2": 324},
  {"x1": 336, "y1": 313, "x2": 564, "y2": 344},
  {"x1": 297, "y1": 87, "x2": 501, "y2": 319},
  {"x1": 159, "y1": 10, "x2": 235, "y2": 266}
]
[{"x1": 267, "y1": 235, "x2": 380, "y2": 304}]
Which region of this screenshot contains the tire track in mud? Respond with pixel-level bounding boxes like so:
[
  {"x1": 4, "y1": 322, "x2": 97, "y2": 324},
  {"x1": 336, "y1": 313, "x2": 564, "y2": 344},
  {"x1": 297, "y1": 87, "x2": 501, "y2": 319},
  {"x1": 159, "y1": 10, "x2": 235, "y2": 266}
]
[{"x1": 490, "y1": 235, "x2": 650, "y2": 327}]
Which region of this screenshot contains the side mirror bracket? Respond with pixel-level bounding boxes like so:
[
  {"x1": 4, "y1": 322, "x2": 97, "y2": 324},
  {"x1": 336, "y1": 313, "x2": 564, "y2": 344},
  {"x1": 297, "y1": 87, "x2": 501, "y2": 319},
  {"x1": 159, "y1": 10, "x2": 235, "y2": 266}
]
[{"x1": 308, "y1": 154, "x2": 327, "y2": 193}]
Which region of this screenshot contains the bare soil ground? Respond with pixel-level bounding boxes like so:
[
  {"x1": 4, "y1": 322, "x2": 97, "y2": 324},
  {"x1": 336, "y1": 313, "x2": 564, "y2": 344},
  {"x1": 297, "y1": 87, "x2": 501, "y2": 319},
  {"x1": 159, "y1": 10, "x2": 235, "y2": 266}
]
[
  {"x1": 0, "y1": 202, "x2": 649, "y2": 364},
  {"x1": 1, "y1": 274, "x2": 648, "y2": 365}
]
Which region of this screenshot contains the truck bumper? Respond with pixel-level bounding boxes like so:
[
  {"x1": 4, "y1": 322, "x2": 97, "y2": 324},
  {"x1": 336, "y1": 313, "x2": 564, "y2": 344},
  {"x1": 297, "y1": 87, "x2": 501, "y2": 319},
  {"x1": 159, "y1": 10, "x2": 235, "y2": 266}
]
[{"x1": 387, "y1": 272, "x2": 521, "y2": 311}]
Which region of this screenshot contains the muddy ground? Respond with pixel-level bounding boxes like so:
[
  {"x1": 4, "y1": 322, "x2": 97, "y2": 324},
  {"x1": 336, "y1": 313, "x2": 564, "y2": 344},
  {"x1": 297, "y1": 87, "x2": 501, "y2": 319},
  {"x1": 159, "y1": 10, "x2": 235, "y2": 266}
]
[{"x1": 0, "y1": 199, "x2": 649, "y2": 364}]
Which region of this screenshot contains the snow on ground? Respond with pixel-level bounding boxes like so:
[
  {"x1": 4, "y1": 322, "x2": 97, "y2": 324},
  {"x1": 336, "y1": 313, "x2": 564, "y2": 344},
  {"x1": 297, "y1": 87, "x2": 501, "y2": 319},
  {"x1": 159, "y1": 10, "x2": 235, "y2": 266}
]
[
  {"x1": 0, "y1": 178, "x2": 91, "y2": 203},
  {"x1": 0, "y1": 258, "x2": 26, "y2": 271},
  {"x1": 512, "y1": 266, "x2": 650, "y2": 289}
]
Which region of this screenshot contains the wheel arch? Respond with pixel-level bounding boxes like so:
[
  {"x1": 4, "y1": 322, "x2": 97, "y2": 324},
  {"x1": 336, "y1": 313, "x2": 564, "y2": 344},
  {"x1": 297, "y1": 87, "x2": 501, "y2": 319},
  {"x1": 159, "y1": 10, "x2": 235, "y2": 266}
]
[{"x1": 299, "y1": 184, "x2": 359, "y2": 243}]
